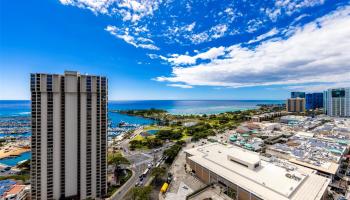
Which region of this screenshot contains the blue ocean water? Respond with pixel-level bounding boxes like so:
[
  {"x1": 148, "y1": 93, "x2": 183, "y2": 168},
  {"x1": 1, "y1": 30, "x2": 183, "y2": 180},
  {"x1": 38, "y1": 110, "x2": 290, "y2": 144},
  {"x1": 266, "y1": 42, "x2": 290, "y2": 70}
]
[
  {"x1": 109, "y1": 100, "x2": 284, "y2": 115},
  {"x1": 109, "y1": 112, "x2": 154, "y2": 126},
  {"x1": 0, "y1": 100, "x2": 283, "y2": 166},
  {"x1": 0, "y1": 152, "x2": 31, "y2": 167},
  {"x1": 0, "y1": 100, "x2": 284, "y2": 116},
  {"x1": 0, "y1": 100, "x2": 30, "y2": 117},
  {"x1": 0, "y1": 133, "x2": 31, "y2": 139}
]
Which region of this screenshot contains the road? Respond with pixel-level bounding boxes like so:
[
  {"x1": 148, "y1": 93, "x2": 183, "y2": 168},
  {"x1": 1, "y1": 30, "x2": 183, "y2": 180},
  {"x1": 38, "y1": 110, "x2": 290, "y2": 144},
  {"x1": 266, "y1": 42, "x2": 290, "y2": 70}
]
[{"x1": 109, "y1": 128, "x2": 170, "y2": 200}]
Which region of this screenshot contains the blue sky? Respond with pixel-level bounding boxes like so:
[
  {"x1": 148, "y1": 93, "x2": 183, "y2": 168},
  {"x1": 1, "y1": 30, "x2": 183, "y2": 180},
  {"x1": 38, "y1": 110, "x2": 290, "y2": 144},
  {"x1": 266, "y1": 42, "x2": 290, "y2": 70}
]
[{"x1": 0, "y1": 0, "x2": 349, "y2": 100}]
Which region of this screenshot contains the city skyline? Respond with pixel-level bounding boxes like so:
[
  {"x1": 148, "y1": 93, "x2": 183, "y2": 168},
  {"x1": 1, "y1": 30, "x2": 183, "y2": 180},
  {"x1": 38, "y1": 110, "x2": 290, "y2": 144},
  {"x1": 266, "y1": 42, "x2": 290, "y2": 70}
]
[
  {"x1": 1, "y1": 0, "x2": 350, "y2": 100},
  {"x1": 1, "y1": 1, "x2": 350, "y2": 198}
]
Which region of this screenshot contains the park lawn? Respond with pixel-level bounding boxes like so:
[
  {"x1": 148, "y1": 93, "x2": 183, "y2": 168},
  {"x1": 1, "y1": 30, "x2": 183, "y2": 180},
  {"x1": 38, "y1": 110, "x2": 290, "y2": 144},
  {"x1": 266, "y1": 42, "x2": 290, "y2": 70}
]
[
  {"x1": 143, "y1": 125, "x2": 160, "y2": 130},
  {"x1": 144, "y1": 125, "x2": 172, "y2": 131},
  {"x1": 133, "y1": 134, "x2": 156, "y2": 142},
  {"x1": 133, "y1": 134, "x2": 145, "y2": 141},
  {"x1": 180, "y1": 133, "x2": 190, "y2": 140},
  {"x1": 147, "y1": 135, "x2": 156, "y2": 139}
]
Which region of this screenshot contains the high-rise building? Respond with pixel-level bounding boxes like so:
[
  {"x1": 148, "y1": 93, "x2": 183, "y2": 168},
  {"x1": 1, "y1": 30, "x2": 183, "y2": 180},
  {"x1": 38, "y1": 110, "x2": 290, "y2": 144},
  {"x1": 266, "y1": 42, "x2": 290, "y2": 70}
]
[
  {"x1": 30, "y1": 71, "x2": 108, "y2": 200},
  {"x1": 291, "y1": 92, "x2": 306, "y2": 99},
  {"x1": 323, "y1": 88, "x2": 350, "y2": 117},
  {"x1": 305, "y1": 93, "x2": 323, "y2": 110},
  {"x1": 287, "y1": 98, "x2": 305, "y2": 113}
]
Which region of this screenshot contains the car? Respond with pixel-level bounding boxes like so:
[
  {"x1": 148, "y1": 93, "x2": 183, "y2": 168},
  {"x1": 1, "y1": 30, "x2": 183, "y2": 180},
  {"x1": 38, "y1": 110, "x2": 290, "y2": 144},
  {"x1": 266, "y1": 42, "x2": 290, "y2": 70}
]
[{"x1": 153, "y1": 149, "x2": 158, "y2": 153}]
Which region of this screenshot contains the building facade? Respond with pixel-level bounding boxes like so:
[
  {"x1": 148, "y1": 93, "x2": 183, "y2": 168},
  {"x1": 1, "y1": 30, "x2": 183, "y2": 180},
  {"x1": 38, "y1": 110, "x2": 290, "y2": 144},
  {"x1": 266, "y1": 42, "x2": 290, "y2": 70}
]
[
  {"x1": 291, "y1": 92, "x2": 306, "y2": 99},
  {"x1": 324, "y1": 88, "x2": 350, "y2": 117},
  {"x1": 30, "y1": 71, "x2": 108, "y2": 200},
  {"x1": 306, "y1": 93, "x2": 323, "y2": 110},
  {"x1": 287, "y1": 98, "x2": 305, "y2": 113}
]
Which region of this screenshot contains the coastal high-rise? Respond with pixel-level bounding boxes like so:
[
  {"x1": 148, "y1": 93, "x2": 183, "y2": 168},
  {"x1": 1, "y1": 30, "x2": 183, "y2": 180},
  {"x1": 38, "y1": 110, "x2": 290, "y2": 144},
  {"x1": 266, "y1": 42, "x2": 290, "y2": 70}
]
[
  {"x1": 287, "y1": 98, "x2": 305, "y2": 113},
  {"x1": 324, "y1": 88, "x2": 350, "y2": 117},
  {"x1": 30, "y1": 71, "x2": 108, "y2": 200},
  {"x1": 305, "y1": 93, "x2": 323, "y2": 110},
  {"x1": 291, "y1": 92, "x2": 306, "y2": 99}
]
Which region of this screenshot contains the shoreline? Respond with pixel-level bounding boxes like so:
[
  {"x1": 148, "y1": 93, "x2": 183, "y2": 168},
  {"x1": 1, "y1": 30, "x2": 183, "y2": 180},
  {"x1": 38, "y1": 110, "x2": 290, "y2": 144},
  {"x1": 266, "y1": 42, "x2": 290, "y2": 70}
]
[{"x1": 0, "y1": 147, "x2": 30, "y2": 160}]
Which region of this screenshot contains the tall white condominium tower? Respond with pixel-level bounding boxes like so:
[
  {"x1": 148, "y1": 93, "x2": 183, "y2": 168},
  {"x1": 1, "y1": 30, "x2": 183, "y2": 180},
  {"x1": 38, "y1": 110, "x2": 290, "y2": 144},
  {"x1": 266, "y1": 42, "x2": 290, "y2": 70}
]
[
  {"x1": 30, "y1": 71, "x2": 108, "y2": 200},
  {"x1": 323, "y1": 88, "x2": 350, "y2": 117}
]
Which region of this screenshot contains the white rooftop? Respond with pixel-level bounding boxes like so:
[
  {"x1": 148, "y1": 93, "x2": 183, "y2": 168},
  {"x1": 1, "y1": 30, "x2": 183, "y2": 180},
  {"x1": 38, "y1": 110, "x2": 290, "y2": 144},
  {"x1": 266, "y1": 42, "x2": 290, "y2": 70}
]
[
  {"x1": 185, "y1": 143, "x2": 330, "y2": 200},
  {"x1": 295, "y1": 131, "x2": 314, "y2": 138},
  {"x1": 226, "y1": 144, "x2": 260, "y2": 164}
]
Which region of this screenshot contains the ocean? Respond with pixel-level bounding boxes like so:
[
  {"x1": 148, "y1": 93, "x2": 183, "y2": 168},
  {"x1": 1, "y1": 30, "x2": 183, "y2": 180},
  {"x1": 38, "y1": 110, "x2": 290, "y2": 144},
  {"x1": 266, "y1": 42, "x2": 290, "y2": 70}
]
[
  {"x1": 0, "y1": 100, "x2": 284, "y2": 116},
  {"x1": 0, "y1": 99, "x2": 283, "y2": 166}
]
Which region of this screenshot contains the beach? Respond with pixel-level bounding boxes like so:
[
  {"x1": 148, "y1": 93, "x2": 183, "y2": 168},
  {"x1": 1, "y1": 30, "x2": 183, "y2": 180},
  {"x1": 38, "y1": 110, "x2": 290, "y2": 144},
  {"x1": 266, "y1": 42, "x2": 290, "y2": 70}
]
[{"x1": 0, "y1": 147, "x2": 30, "y2": 160}]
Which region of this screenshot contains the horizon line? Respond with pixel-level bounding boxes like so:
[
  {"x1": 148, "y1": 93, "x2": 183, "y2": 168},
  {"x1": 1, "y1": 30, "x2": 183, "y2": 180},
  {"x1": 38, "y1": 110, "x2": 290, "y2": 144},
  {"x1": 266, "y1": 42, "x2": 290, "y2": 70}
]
[{"x1": 0, "y1": 99, "x2": 286, "y2": 101}]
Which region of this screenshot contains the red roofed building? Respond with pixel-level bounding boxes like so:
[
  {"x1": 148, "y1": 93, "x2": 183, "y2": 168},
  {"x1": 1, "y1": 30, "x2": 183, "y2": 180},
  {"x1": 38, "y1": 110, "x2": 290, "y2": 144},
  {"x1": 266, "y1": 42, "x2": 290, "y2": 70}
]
[{"x1": 3, "y1": 184, "x2": 28, "y2": 200}]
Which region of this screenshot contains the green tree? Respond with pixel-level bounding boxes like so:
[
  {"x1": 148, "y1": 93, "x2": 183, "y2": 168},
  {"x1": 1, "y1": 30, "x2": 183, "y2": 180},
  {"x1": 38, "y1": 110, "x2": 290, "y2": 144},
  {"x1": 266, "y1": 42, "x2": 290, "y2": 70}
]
[
  {"x1": 131, "y1": 186, "x2": 153, "y2": 200},
  {"x1": 17, "y1": 159, "x2": 30, "y2": 170},
  {"x1": 108, "y1": 152, "x2": 130, "y2": 185},
  {"x1": 156, "y1": 129, "x2": 183, "y2": 140},
  {"x1": 108, "y1": 152, "x2": 130, "y2": 166},
  {"x1": 151, "y1": 167, "x2": 166, "y2": 186},
  {"x1": 163, "y1": 144, "x2": 182, "y2": 164}
]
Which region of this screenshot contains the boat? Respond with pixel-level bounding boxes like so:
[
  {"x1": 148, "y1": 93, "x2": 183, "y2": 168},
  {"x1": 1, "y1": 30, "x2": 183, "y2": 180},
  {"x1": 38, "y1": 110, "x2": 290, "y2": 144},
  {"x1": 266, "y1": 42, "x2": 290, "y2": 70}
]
[{"x1": 118, "y1": 121, "x2": 127, "y2": 127}]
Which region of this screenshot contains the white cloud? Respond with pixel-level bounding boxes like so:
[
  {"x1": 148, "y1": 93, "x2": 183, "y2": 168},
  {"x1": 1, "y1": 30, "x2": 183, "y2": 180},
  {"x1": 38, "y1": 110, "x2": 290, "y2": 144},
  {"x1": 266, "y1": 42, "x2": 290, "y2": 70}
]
[
  {"x1": 60, "y1": 0, "x2": 161, "y2": 21},
  {"x1": 59, "y1": 0, "x2": 114, "y2": 14},
  {"x1": 147, "y1": 54, "x2": 159, "y2": 59},
  {"x1": 105, "y1": 25, "x2": 159, "y2": 50},
  {"x1": 196, "y1": 47, "x2": 226, "y2": 60},
  {"x1": 138, "y1": 44, "x2": 159, "y2": 50},
  {"x1": 185, "y1": 22, "x2": 196, "y2": 32},
  {"x1": 186, "y1": 24, "x2": 228, "y2": 44},
  {"x1": 210, "y1": 24, "x2": 228, "y2": 39},
  {"x1": 59, "y1": 0, "x2": 72, "y2": 4},
  {"x1": 285, "y1": 81, "x2": 350, "y2": 92},
  {"x1": 60, "y1": 0, "x2": 330, "y2": 49},
  {"x1": 247, "y1": 19, "x2": 263, "y2": 33},
  {"x1": 265, "y1": 8, "x2": 281, "y2": 22},
  {"x1": 162, "y1": 46, "x2": 226, "y2": 65},
  {"x1": 224, "y1": 8, "x2": 234, "y2": 16},
  {"x1": 266, "y1": 0, "x2": 325, "y2": 21},
  {"x1": 293, "y1": 14, "x2": 310, "y2": 23},
  {"x1": 117, "y1": 0, "x2": 161, "y2": 22},
  {"x1": 187, "y1": 32, "x2": 209, "y2": 44},
  {"x1": 167, "y1": 84, "x2": 193, "y2": 89},
  {"x1": 156, "y1": 6, "x2": 350, "y2": 89},
  {"x1": 247, "y1": 28, "x2": 279, "y2": 44}
]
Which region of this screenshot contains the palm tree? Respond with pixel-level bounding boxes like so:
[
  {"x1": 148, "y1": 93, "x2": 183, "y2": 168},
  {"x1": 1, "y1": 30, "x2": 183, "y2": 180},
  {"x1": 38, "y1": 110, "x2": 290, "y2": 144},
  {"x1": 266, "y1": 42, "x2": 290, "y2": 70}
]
[{"x1": 151, "y1": 167, "x2": 166, "y2": 186}]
